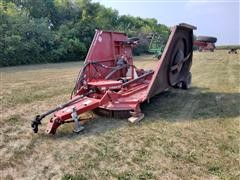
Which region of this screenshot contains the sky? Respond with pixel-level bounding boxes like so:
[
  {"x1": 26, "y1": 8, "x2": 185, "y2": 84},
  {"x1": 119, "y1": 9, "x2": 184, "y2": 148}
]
[{"x1": 93, "y1": 0, "x2": 239, "y2": 45}]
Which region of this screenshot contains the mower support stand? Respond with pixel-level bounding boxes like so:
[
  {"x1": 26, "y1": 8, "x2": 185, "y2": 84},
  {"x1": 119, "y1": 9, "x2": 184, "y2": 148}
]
[
  {"x1": 128, "y1": 113, "x2": 144, "y2": 123},
  {"x1": 71, "y1": 107, "x2": 85, "y2": 133},
  {"x1": 128, "y1": 105, "x2": 144, "y2": 123}
]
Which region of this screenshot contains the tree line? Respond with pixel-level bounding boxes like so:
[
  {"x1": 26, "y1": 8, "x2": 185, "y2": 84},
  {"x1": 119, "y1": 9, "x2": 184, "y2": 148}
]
[{"x1": 0, "y1": 0, "x2": 169, "y2": 67}]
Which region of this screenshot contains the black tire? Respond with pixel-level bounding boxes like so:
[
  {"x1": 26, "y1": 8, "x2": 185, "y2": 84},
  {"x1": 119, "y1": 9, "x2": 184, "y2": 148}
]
[
  {"x1": 128, "y1": 37, "x2": 140, "y2": 42},
  {"x1": 173, "y1": 81, "x2": 182, "y2": 89},
  {"x1": 196, "y1": 36, "x2": 217, "y2": 43},
  {"x1": 182, "y1": 72, "x2": 192, "y2": 90}
]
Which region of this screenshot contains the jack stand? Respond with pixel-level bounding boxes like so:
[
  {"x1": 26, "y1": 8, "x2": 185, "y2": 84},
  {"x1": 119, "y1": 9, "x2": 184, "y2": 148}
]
[
  {"x1": 128, "y1": 113, "x2": 144, "y2": 123},
  {"x1": 128, "y1": 108, "x2": 145, "y2": 123},
  {"x1": 71, "y1": 107, "x2": 85, "y2": 133}
]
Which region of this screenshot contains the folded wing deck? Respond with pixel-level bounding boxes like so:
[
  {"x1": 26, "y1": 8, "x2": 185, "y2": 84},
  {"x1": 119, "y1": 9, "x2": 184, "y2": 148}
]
[{"x1": 31, "y1": 23, "x2": 196, "y2": 134}]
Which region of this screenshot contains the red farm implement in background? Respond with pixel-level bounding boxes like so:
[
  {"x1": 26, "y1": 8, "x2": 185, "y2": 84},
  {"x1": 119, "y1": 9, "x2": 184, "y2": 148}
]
[
  {"x1": 194, "y1": 36, "x2": 217, "y2": 52},
  {"x1": 31, "y1": 23, "x2": 196, "y2": 134}
]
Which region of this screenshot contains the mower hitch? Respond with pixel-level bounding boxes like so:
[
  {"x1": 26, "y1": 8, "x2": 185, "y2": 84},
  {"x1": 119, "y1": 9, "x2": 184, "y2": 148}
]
[{"x1": 31, "y1": 90, "x2": 95, "y2": 133}]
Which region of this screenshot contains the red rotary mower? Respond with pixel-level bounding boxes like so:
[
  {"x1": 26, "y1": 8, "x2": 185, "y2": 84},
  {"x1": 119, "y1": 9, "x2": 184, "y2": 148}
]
[
  {"x1": 194, "y1": 36, "x2": 217, "y2": 52},
  {"x1": 31, "y1": 23, "x2": 196, "y2": 134}
]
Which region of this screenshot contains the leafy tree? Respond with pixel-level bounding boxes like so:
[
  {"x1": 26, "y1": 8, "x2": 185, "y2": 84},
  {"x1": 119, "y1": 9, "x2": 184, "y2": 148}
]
[{"x1": 0, "y1": 0, "x2": 169, "y2": 66}]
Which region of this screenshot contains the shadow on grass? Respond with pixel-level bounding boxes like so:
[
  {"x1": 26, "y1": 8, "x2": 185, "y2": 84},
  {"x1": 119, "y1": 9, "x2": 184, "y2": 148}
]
[
  {"x1": 142, "y1": 86, "x2": 240, "y2": 121},
  {"x1": 51, "y1": 86, "x2": 240, "y2": 139}
]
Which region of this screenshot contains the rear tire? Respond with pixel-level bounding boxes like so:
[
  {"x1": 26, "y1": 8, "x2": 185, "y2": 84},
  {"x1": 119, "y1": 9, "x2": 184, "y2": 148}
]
[
  {"x1": 182, "y1": 72, "x2": 192, "y2": 90},
  {"x1": 196, "y1": 36, "x2": 217, "y2": 43}
]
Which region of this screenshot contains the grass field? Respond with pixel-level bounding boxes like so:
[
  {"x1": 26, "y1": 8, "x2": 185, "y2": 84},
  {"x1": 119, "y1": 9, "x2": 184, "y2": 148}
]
[{"x1": 1, "y1": 50, "x2": 239, "y2": 179}]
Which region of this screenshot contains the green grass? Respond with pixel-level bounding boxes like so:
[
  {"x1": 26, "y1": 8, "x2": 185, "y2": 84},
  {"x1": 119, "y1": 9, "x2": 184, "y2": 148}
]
[
  {"x1": 0, "y1": 50, "x2": 239, "y2": 179},
  {"x1": 216, "y1": 45, "x2": 240, "y2": 50}
]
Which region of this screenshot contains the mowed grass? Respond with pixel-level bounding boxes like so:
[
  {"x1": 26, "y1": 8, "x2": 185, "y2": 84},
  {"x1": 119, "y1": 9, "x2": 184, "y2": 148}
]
[{"x1": 0, "y1": 50, "x2": 239, "y2": 179}]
